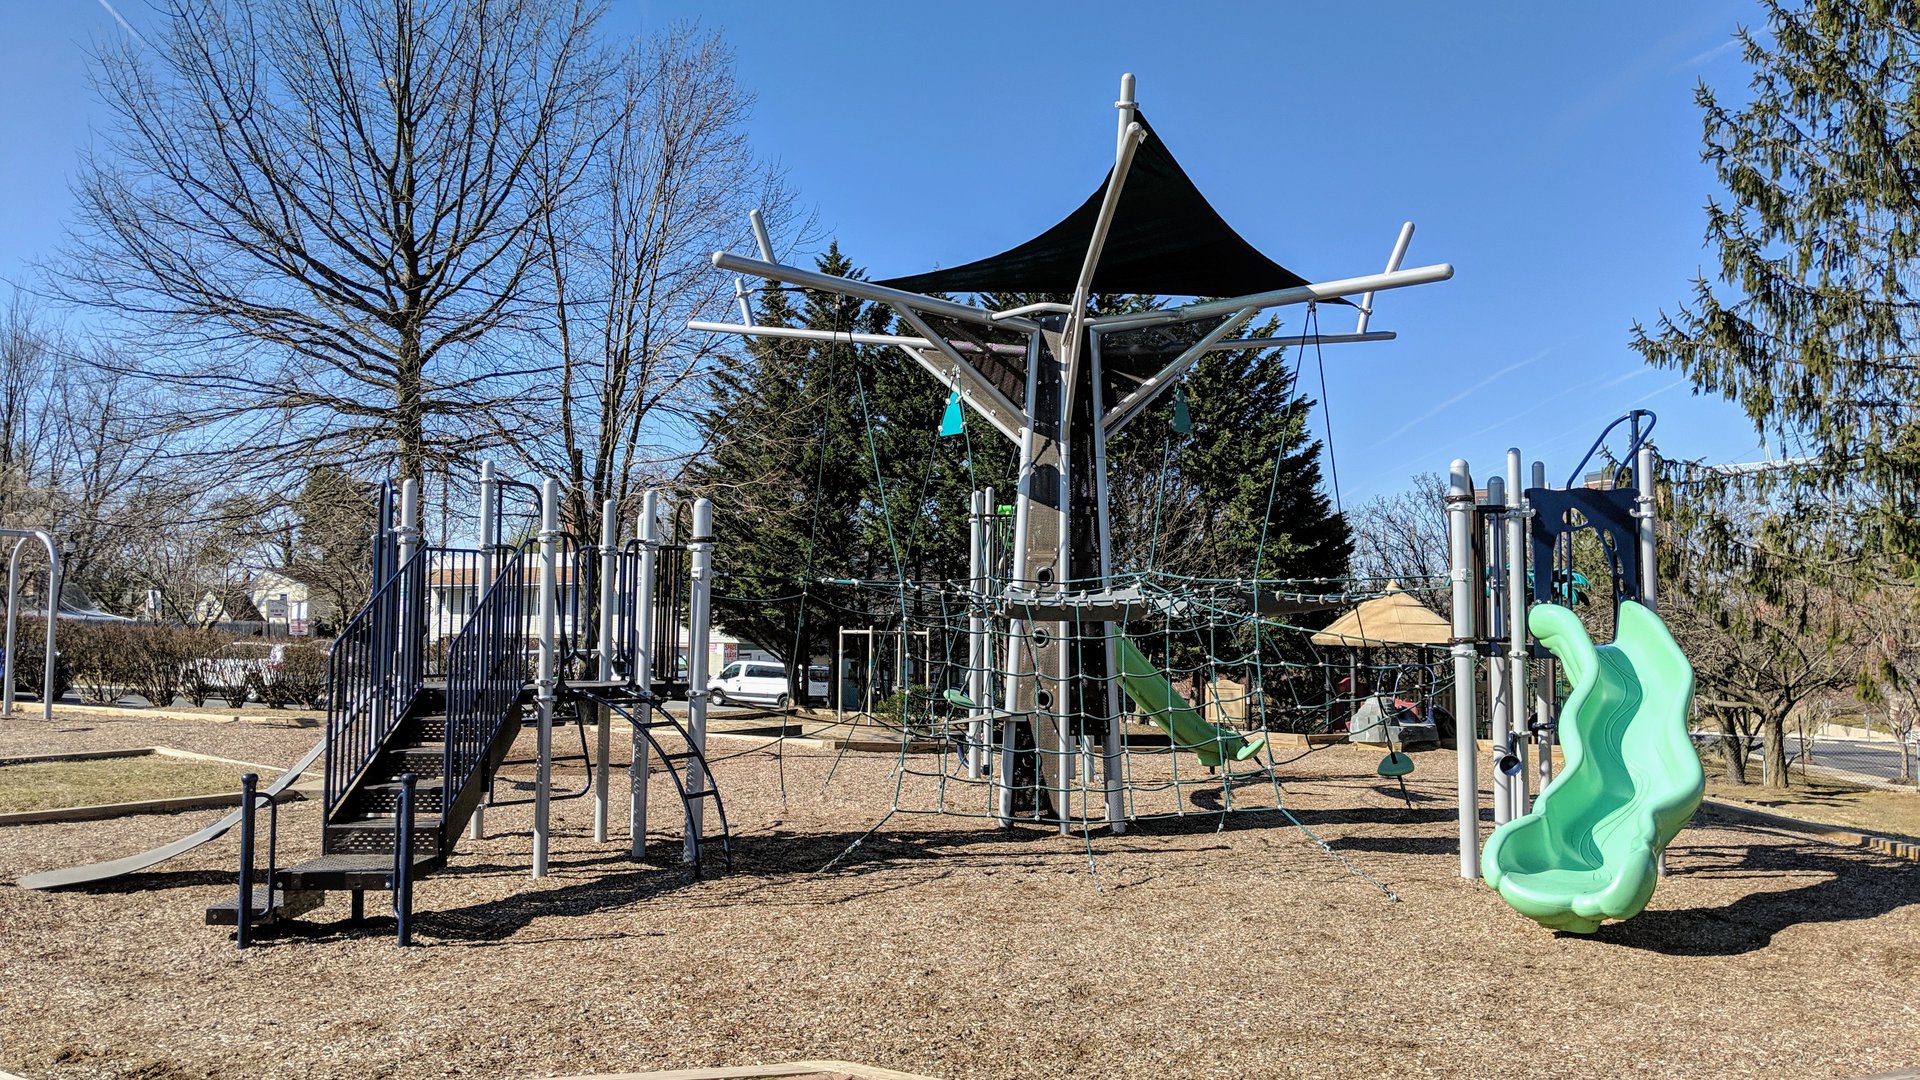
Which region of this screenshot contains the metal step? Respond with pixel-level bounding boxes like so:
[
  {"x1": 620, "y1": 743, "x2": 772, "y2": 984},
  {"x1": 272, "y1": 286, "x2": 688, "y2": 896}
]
[
  {"x1": 352, "y1": 777, "x2": 446, "y2": 814},
  {"x1": 325, "y1": 815, "x2": 444, "y2": 856},
  {"x1": 205, "y1": 884, "x2": 324, "y2": 926},
  {"x1": 380, "y1": 743, "x2": 446, "y2": 777},
  {"x1": 280, "y1": 852, "x2": 442, "y2": 891}
]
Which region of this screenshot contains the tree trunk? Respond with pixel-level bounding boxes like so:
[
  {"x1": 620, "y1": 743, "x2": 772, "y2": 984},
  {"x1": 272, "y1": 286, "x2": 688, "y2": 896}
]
[
  {"x1": 1713, "y1": 707, "x2": 1748, "y2": 784},
  {"x1": 1764, "y1": 709, "x2": 1790, "y2": 789}
]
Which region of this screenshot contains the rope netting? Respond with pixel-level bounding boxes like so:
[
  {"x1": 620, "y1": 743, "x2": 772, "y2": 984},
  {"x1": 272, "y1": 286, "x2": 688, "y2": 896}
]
[{"x1": 798, "y1": 569, "x2": 1454, "y2": 829}]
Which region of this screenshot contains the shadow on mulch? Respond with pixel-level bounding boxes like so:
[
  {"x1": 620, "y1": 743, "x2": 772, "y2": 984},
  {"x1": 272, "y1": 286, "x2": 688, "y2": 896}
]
[{"x1": 1585, "y1": 833, "x2": 1920, "y2": 956}]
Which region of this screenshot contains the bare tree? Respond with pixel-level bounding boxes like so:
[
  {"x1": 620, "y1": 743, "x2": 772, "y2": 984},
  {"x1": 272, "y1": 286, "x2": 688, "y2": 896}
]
[
  {"x1": 1348, "y1": 472, "x2": 1450, "y2": 615},
  {"x1": 510, "y1": 25, "x2": 798, "y2": 540},
  {"x1": 61, "y1": 0, "x2": 614, "y2": 485},
  {"x1": 1854, "y1": 582, "x2": 1920, "y2": 785}
]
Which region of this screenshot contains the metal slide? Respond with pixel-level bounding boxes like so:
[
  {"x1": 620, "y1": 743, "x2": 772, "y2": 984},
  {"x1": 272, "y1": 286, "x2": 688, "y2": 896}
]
[{"x1": 15, "y1": 738, "x2": 325, "y2": 890}]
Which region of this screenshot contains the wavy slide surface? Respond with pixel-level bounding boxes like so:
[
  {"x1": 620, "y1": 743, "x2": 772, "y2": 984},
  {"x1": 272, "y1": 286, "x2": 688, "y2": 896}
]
[{"x1": 1482, "y1": 601, "x2": 1702, "y2": 932}]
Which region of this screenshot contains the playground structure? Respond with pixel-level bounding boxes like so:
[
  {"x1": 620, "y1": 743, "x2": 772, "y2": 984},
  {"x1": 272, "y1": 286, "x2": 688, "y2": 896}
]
[
  {"x1": 189, "y1": 471, "x2": 735, "y2": 943},
  {"x1": 695, "y1": 73, "x2": 1454, "y2": 840},
  {"x1": 0, "y1": 527, "x2": 61, "y2": 720},
  {"x1": 692, "y1": 73, "x2": 1698, "y2": 928},
  {"x1": 1445, "y1": 412, "x2": 1705, "y2": 930},
  {"x1": 13, "y1": 75, "x2": 1707, "y2": 942}
]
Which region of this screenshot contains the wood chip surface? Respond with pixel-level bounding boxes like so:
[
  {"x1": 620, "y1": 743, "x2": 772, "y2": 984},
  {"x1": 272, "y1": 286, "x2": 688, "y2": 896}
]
[{"x1": 1, "y1": 710, "x2": 1916, "y2": 1079}]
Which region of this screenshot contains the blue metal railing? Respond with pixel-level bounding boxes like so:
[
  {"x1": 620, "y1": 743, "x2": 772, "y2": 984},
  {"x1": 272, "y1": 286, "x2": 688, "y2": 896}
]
[
  {"x1": 441, "y1": 542, "x2": 533, "y2": 813},
  {"x1": 324, "y1": 543, "x2": 428, "y2": 816}
]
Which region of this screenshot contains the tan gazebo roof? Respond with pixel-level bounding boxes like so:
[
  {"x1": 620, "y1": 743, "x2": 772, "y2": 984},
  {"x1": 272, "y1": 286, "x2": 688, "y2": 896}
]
[{"x1": 1309, "y1": 582, "x2": 1451, "y2": 647}]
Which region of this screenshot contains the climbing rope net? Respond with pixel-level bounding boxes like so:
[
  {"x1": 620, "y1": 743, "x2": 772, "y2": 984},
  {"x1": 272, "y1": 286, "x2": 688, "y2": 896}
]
[{"x1": 809, "y1": 569, "x2": 1456, "y2": 828}]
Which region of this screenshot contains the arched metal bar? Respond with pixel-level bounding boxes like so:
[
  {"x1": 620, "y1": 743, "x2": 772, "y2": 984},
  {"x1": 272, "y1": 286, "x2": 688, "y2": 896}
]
[{"x1": 1, "y1": 528, "x2": 61, "y2": 719}]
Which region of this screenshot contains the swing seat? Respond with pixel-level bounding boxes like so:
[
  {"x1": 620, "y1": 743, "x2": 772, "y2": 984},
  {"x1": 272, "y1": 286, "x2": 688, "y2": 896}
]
[{"x1": 1376, "y1": 751, "x2": 1414, "y2": 778}]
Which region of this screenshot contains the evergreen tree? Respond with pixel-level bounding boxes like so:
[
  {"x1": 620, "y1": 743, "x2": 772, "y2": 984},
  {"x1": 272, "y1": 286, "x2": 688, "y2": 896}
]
[
  {"x1": 692, "y1": 246, "x2": 869, "y2": 672},
  {"x1": 1106, "y1": 317, "x2": 1351, "y2": 584},
  {"x1": 1633, "y1": 1, "x2": 1920, "y2": 568}
]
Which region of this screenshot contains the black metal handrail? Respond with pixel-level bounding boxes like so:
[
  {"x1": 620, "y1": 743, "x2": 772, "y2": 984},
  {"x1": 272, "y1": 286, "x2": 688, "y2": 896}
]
[
  {"x1": 421, "y1": 546, "x2": 488, "y2": 680},
  {"x1": 324, "y1": 543, "x2": 428, "y2": 816},
  {"x1": 441, "y1": 541, "x2": 533, "y2": 815}
]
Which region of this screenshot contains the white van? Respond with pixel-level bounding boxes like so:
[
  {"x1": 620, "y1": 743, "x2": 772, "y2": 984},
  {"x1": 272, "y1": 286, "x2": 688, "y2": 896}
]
[{"x1": 709, "y1": 660, "x2": 792, "y2": 708}]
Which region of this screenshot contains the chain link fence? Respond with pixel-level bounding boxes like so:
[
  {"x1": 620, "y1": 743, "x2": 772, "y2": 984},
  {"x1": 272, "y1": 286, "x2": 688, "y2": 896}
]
[{"x1": 1691, "y1": 728, "x2": 1919, "y2": 789}]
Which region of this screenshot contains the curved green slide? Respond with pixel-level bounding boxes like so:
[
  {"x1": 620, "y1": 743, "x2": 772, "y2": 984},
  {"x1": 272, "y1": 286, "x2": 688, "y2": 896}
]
[
  {"x1": 1115, "y1": 637, "x2": 1264, "y2": 768},
  {"x1": 1482, "y1": 601, "x2": 1703, "y2": 932}
]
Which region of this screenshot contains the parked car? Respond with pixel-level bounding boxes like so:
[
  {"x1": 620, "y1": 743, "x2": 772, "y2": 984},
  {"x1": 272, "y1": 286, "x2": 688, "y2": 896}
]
[
  {"x1": 182, "y1": 642, "x2": 289, "y2": 701},
  {"x1": 708, "y1": 660, "x2": 793, "y2": 708},
  {"x1": 805, "y1": 664, "x2": 829, "y2": 703}
]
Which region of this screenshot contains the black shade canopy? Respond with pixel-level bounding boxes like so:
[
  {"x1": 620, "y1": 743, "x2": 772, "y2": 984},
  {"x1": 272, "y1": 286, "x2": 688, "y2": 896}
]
[{"x1": 877, "y1": 112, "x2": 1321, "y2": 299}]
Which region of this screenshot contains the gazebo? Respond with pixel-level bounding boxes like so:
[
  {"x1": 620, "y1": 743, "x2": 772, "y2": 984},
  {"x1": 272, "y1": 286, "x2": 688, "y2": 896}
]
[{"x1": 1311, "y1": 583, "x2": 1451, "y2": 742}]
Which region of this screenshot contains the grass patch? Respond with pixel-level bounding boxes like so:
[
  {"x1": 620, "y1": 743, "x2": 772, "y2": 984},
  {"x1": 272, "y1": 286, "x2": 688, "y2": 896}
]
[
  {"x1": 1706, "y1": 773, "x2": 1920, "y2": 841},
  {"x1": 0, "y1": 755, "x2": 249, "y2": 814}
]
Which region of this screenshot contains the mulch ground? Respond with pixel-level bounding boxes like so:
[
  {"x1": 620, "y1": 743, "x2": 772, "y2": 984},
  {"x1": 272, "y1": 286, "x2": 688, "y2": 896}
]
[{"x1": 1, "y1": 709, "x2": 1916, "y2": 1080}]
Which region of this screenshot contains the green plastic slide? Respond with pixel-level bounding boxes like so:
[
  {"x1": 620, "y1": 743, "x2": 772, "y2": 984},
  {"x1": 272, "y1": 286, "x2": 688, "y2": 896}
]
[
  {"x1": 1115, "y1": 637, "x2": 1264, "y2": 768},
  {"x1": 1482, "y1": 601, "x2": 1703, "y2": 933}
]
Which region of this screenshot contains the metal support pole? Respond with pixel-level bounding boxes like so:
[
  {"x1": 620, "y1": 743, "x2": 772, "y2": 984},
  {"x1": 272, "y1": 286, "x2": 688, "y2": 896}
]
[
  {"x1": 967, "y1": 490, "x2": 986, "y2": 780},
  {"x1": 1447, "y1": 460, "x2": 1481, "y2": 879},
  {"x1": 684, "y1": 498, "x2": 715, "y2": 864},
  {"x1": 394, "y1": 772, "x2": 416, "y2": 947},
  {"x1": 1485, "y1": 475, "x2": 1512, "y2": 828},
  {"x1": 397, "y1": 479, "x2": 420, "y2": 648},
  {"x1": 1091, "y1": 332, "x2": 1126, "y2": 832},
  {"x1": 630, "y1": 492, "x2": 659, "y2": 860},
  {"x1": 1531, "y1": 460, "x2": 1556, "y2": 792},
  {"x1": 593, "y1": 499, "x2": 616, "y2": 843},
  {"x1": 0, "y1": 532, "x2": 57, "y2": 719},
  {"x1": 235, "y1": 773, "x2": 257, "y2": 949},
  {"x1": 1636, "y1": 442, "x2": 1658, "y2": 612},
  {"x1": 533, "y1": 479, "x2": 559, "y2": 878},
  {"x1": 1506, "y1": 450, "x2": 1531, "y2": 818},
  {"x1": 2, "y1": 540, "x2": 19, "y2": 720},
  {"x1": 470, "y1": 462, "x2": 496, "y2": 841}
]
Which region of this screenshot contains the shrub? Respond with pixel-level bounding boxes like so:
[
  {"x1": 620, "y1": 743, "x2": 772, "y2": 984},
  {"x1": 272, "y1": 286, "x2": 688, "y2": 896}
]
[
  {"x1": 60, "y1": 622, "x2": 129, "y2": 704},
  {"x1": 4, "y1": 617, "x2": 73, "y2": 702},
  {"x1": 259, "y1": 644, "x2": 327, "y2": 709},
  {"x1": 176, "y1": 629, "x2": 225, "y2": 707}
]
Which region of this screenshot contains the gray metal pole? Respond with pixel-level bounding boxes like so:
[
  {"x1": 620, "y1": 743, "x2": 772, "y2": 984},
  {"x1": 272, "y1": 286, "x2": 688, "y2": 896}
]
[
  {"x1": 1448, "y1": 460, "x2": 1481, "y2": 879},
  {"x1": 3, "y1": 538, "x2": 21, "y2": 719},
  {"x1": 470, "y1": 462, "x2": 496, "y2": 841},
  {"x1": 1505, "y1": 450, "x2": 1531, "y2": 819},
  {"x1": 533, "y1": 478, "x2": 559, "y2": 878},
  {"x1": 630, "y1": 491, "x2": 658, "y2": 860},
  {"x1": 684, "y1": 498, "x2": 715, "y2": 863},
  {"x1": 967, "y1": 490, "x2": 986, "y2": 780},
  {"x1": 1091, "y1": 330, "x2": 1126, "y2": 833},
  {"x1": 593, "y1": 498, "x2": 617, "y2": 843},
  {"x1": 1636, "y1": 442, "x2": 1658, "y2": 612},
  {"x1": 1485, "y1": 475, "x2": 1512, "y2": 827}
]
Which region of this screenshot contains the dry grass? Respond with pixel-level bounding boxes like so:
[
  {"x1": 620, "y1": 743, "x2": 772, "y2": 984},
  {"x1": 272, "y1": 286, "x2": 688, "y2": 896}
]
[
  {"x1": 0, "y1": 709, "x2": 1917, "y2": 1080},
  {"x1": 1707, "y1": 774, "x2": 1920, "y2": 840},
  {"x1": 0, "y1": 755, "x2": 252, "y2": 814}
]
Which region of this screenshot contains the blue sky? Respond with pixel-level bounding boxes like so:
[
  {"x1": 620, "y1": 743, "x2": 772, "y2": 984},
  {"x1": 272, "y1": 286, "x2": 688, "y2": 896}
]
[{"x1": 1, "y1": 1, "x2": 1767, "y2": 502}]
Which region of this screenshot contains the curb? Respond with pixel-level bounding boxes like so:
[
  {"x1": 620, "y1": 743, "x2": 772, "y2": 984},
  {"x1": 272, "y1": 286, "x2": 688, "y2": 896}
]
[{"x1": 0, "y1": 746, "x2": 309, "y2": 826}]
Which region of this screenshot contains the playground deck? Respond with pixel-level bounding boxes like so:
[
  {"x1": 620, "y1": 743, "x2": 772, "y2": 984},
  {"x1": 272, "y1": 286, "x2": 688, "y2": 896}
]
[{"x1": 2, "y1": 709, "x2": 1917, "y2": 1080}]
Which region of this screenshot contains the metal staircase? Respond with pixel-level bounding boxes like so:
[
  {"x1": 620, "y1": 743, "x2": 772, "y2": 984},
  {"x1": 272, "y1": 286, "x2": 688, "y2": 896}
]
[{"x1": 211, "y1": 480, "x2": 730, "y2": 945}]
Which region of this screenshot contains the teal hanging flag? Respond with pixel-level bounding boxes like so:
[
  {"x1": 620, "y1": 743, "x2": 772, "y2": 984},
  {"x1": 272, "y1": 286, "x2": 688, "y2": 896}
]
[
  {"x1": 1171, "y1": 383, "x2": 1193, "y2": 433},
  {"x1": 938, "y1": 389, "x2": 965, "y2": 437}
]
